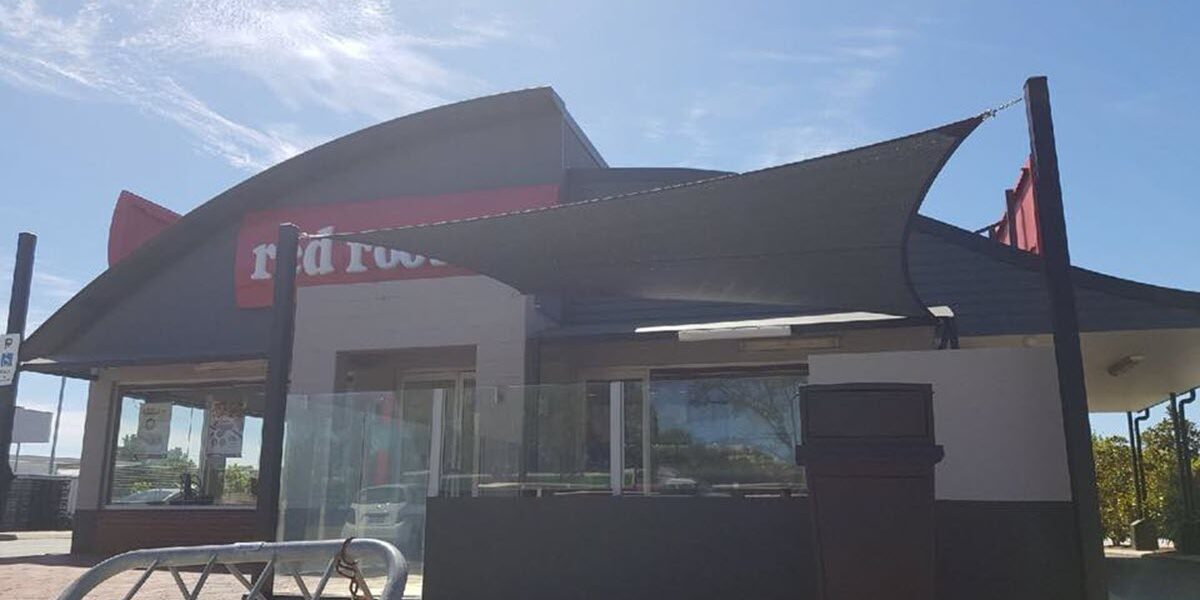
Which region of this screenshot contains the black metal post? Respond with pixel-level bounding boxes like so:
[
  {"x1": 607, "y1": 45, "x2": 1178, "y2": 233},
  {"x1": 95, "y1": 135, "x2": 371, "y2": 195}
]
[
  {"x1": 1126, "y1": 412, "x2": 1144, "y2": 518},
  {"x1": 1024, "y1": 76, "x2": 1107, "y2": 598},
  {"x1": 0, "y1": 232, "x2": 36, "y2": 511},
  {"x1": 1173, "y1": 391, "x2": 1197, "y2": 516},
  {"x1": 1134, "y1": 408, "x2": 1150, "y2": 512},
  {"x1": 1168, "y1": 395, "x2": 1187, "y2": 512},
  {"x1": 254, "y1": 224, "x2": 300, "y2": 596}
]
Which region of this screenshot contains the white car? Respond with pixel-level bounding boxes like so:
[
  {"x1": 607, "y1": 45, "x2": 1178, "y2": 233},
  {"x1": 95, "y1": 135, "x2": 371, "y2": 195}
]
[
  {"x1": 112, "y1": 488, "x2": 182, "y2": 504},
  {"x1": 341, "y1": 484, "x2": 425, "y2": 555}
]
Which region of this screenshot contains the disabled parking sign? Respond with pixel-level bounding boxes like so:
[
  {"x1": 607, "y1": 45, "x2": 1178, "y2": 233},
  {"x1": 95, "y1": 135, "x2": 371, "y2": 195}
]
[{"x1": 0, "y1": 334, "x2": 19, "y2": 386}]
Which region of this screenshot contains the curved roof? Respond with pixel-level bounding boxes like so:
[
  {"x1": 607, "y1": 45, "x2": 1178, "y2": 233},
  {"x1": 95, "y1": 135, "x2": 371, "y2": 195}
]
[
  {"x1": 21, "y1": 88, "x2": 1200, "y2": 383},
  {"x1": 24, "y1": 87, "x2": 593, "y2": 365}
]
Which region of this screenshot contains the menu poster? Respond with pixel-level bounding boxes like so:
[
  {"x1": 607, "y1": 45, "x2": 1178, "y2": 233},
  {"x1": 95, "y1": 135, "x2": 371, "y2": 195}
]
[
  {"x1": 136, "y1": 402, "x2": 172, "y2": 458},
  {"x1": 206, "y1": 399, "x2": 245, "y2": 458}
]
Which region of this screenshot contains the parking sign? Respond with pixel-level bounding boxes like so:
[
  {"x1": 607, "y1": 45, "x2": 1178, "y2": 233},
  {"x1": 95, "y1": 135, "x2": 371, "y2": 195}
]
[{"x1": 0, "y1": 334, "x2": 19, "y2": 386}]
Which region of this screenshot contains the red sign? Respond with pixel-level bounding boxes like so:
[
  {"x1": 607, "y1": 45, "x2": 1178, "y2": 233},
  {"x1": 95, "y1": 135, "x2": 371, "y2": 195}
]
[{"x1": 235, "y1": 184, "x2": 559, "y2": 307}]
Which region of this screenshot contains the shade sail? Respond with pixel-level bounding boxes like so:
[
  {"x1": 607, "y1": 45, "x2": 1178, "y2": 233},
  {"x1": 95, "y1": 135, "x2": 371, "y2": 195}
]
[{"x1": 326, "y1": 117, "x2": 981, "y2": 317}]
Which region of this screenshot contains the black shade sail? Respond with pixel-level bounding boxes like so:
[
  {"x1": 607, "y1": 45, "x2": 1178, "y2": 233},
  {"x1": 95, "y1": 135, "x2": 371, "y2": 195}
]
[{"x1": 326, "y1": 117, "x2": 981, "y2": 317}]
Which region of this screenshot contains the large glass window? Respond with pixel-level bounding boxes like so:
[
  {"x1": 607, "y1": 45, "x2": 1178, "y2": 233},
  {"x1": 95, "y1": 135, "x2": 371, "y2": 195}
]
[
  {"x1": 108, "y1": 383, "x2": 264, "y2": 506},
  {"x1": 647, "y1": 369, "x2": 807, "y2": 496}
]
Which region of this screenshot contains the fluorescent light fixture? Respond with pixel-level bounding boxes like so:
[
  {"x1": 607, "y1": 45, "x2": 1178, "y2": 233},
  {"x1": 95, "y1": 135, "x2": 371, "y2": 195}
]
[
  {"x1": 677, "y1": 325, "x2": 793, "y2": 342},
  {"x1": 1107, "y1": 354, "x2": 1145, "y2": 377},
  {"x1": 636, "y1": 306, "x2": 955, "y2": 335},
  {"x1": 741, "y1": 336, "x2": 841, "y2": 352},
  {"x1": 928, "y1": 305, "x2": 955, "y2": 318}
]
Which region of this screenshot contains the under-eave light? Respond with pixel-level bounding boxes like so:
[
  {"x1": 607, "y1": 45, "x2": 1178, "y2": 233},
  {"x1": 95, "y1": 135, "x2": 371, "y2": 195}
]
[
  {"x1": 677, "y1": 325, "x2": 792, "y2": 342},
  {"x1": 1107, "y1": 354, "x2": 1145, "y2": 377}
]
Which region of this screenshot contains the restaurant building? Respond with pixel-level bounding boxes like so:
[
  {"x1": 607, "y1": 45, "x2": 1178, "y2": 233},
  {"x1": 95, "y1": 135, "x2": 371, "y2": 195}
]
[{"x1": 20, "y1": 85, "x2": 1200, "y2": 599}]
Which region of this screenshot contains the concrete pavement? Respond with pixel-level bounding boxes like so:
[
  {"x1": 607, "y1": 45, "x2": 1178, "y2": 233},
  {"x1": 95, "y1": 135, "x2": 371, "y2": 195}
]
[{"x1": 0, "y1": 531, "x2": 422, "y2": 599}]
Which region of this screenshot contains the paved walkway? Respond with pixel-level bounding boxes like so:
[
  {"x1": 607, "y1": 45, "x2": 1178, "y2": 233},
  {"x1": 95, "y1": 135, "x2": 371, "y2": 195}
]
[
  {"x1": 1106, "y1": 551, "x2": 1200, "y2": 600},
  {"x1": 0, "y1": 532, "x2": 421, "y2": 599},
  {"x1": 1, "y1": 532, "x2": 1195, "y2": 599}
]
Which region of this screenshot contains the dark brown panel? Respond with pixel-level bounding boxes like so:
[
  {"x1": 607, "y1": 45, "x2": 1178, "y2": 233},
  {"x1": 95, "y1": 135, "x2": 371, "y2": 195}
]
[
  {"x1": 798, "y1": 383, "x2": 941, "y2": 600},
  {"x1": 423, "y1": 496, "x2": 818, "y2": 600},
  {"x1": 802, "y1": 383, "x2": 934, "y2": 443},
  {"x1": 935, "y1": 500, "x2": 1080, "y2": 600},
  {"x1": 72, "y1": 508, "x2": 259, "y2": 556},
  {"x1": 815, "y1": 476, "x2": 936, "y2": 599}
]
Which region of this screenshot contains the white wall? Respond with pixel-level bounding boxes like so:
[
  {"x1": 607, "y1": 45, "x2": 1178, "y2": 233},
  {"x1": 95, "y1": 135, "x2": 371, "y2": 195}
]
[
  {"x1": 290, "y1": 275, "x2": 535, "y2": 393},
  {"x1": 809, "y1": 347, "x2": 1071, "y2": 502}
]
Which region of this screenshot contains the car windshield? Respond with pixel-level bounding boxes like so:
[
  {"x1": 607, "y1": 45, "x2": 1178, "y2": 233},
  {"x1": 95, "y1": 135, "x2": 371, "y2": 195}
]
[{"x1": 359, "y1": 486, "x2": 407, "y2": 504}]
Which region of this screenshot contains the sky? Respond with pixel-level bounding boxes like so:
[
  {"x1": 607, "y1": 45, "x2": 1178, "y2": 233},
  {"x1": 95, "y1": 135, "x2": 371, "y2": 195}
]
[{"x1": 1, "y1": 0, "x2": 1198, "y2": 459}]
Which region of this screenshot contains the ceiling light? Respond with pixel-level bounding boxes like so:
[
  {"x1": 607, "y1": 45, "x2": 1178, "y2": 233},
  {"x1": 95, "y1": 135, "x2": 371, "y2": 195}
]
[{"x1": 1107, "y1": 355, "x2": 1145, "y2": 377}]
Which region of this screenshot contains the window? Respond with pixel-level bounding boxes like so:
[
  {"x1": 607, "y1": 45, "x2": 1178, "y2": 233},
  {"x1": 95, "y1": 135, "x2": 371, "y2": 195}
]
[
  {"x1": 108, "y1": 383, "x2": 264, "y2": 506},
  {"x1": 647, "y1": 367, "x2": 807, "y2": 496}
]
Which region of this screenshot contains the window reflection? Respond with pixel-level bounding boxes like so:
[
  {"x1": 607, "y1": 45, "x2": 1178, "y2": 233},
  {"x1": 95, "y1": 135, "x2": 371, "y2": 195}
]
[
  {"x1": 648, "y1": 373, "x2": 806, "y2": 497},
  {"x1": 109, "y1": 384, "x2": 264, "y2": 506}
]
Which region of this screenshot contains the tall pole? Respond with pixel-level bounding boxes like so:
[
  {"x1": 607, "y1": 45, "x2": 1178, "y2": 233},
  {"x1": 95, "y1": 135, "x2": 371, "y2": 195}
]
[
  {"x1": 254, "y1": 224, "x2": 300, "y2": 597},
  {"x1": 0, "y1": 233, "x2": 37, "y2": 511},
  {"x1": 1178, "y1": 390, "x2": 1197, "y2": 516},
  {"x1": 48, "y1": 376, "x2": 66, "y2": 475},
  {"x1": 1126, "y1": 412, "x2": 1143, "y2": 518},
  {"x1": 1024, "y1": 76, "x2": 1107, "y2": 598},
  {"x1": 1134, "y1": 409, "x2": 1150, "y2": 511}
]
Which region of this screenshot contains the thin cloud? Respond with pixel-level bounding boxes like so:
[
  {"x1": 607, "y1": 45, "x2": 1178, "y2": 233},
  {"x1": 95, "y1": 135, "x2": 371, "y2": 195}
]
[
  {"x1": 701, "y1": 25, "x2": 914, "y2": 169},
  {"x1": 0, "y1": 1, "x2": 512, "y2": 171},
  {"x1": 0, "y1": 250, "x2": 83, "y2": 332},
  {"x1": 755, "y1": 122, "x2": 869, "y2": 166}
]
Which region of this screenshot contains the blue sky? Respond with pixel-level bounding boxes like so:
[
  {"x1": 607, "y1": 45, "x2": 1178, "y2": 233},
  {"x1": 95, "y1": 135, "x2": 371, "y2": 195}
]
[{"x1": 1, "y1": 0, "x2": 1197, "y2": 457}]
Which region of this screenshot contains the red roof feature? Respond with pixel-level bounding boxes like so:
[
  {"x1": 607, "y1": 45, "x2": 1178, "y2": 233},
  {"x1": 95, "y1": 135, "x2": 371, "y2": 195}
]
[
  {"x1": 107, "y1": 190, "x2": 181, "y2": 266},
  {"x1": 988, "y1": 158, "x2": 1041, "y2": 254}
]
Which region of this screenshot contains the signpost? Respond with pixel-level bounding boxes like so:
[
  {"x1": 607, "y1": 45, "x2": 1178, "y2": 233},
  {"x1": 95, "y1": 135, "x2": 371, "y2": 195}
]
[
  {"x1": 0, "y1": 334, "x2": 19, "y2": 386},
  {"x1": 0, "y1": 232, "x2": 36, "y2": 511}
]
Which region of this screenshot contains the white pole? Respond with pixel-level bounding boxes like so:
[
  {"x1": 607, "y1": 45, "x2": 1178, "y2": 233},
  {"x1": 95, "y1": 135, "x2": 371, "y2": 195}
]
[
  {"x1": 428, "y1": 388, "x2": 445, "y2": 498},
  {"x1": 609, "y1": 382, "x2": 624, "y2": 496},
  {"x1": 48, "y1": 376, "x2": 66, "y2": 475}
]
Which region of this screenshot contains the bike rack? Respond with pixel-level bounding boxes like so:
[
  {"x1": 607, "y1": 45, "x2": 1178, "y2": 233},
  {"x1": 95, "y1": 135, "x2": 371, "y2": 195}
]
[{"x1": 55, "y1": 538, "x2": 408, "y2": 600}]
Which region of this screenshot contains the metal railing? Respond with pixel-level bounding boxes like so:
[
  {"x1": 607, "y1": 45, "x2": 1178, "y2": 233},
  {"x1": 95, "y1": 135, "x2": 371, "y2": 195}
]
[{"x1": 55, "y1": 538, "x2": 408, "y2": 600}]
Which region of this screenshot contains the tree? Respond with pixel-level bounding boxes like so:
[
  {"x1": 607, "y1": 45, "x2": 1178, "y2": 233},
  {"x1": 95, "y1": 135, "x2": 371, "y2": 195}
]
[
  {"x1": 1091, "y1": 434, "x2": 1136, "y2": 544},
  {"x1": 111, "y1": 434, "x2": 198, "y2": 499},
  {"x1": 1138, "y1": 412, "x2": 1200, "y2": 544},
  {"x1": 222, "y1": 464, "x2": 256, "y2": 501},
  {"x1": 1093, "y1": 410, "x2": 1200, "y2": 546}
]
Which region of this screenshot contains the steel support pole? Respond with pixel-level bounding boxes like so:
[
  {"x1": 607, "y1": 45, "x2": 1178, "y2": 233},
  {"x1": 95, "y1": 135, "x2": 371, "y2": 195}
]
[
  {"x1": 1166, "y1": 391, "x2": 1185, "y2": 513},
  {"x1": 1179, "y1": 390, "x2": 1197, "y2": 516},
  {"x1": 0, "y1": 232, "x2": 37, "y2": 511},
  {"x1": 1126, "y1": 412, "x2": 1143, "y2": 518},
  {"x1": 1023, "y1": 76, "x2": 1107, "y2": 598},
  {"x1": 609, "y1": 381, "x2": 624, "y2": 496},
  {"x1": 1134, "y1": 409, "x2": 1150, "y2": 511},
  {"x1": 48, "y1": 376, "x2": 66, "y2": 474},
  {"x1": 254, "y1": 224, "x2": 300, "y2": 597}
]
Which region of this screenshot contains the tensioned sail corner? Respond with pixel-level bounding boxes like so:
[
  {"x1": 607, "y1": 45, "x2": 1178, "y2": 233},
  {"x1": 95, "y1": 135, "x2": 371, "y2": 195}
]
[{"x1": 325, "y1": 117, "x2": 982, "y2": 317}]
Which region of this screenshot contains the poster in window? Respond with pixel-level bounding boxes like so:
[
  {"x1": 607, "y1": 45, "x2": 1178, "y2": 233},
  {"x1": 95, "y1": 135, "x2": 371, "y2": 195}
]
[
  {"x1": 206, "y1": 399, "x2": 245, "y2": 457},
  {"x1": 136, "y1": 402, "x2": 171, "y2": 458}
]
